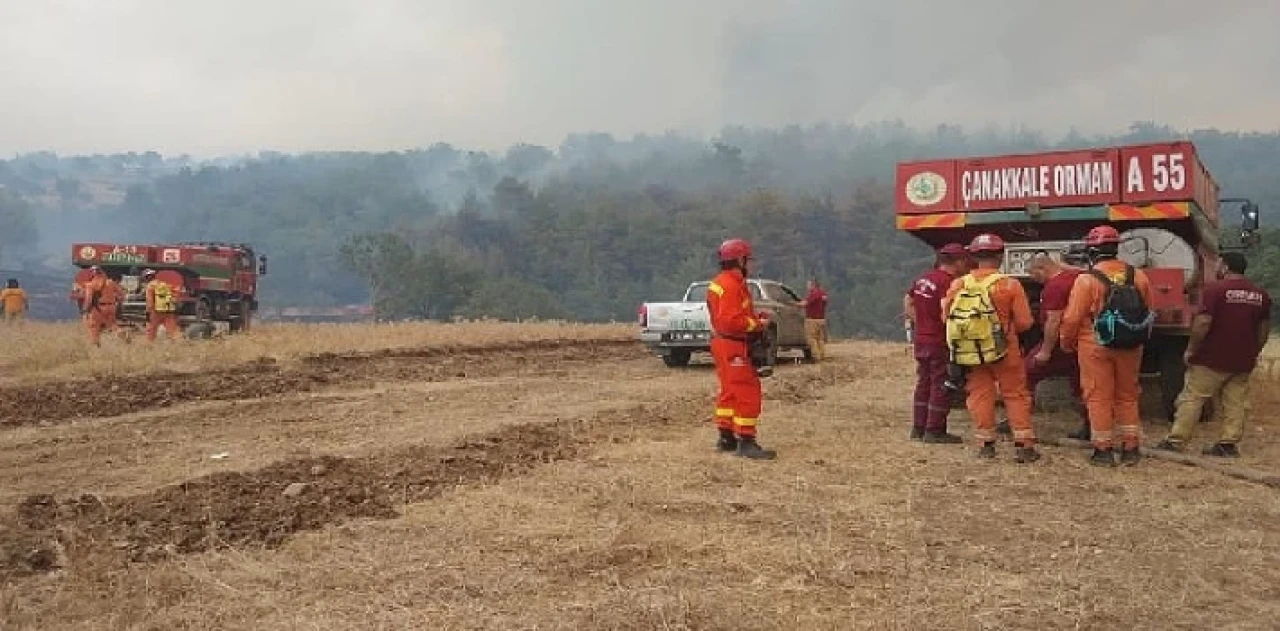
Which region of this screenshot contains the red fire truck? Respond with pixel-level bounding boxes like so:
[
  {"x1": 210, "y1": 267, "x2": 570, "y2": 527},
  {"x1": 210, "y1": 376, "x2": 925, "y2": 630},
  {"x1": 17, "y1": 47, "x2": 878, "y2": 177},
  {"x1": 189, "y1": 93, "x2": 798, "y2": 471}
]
[
  {"x1": 895, "y1": 141, "x2": 1261, "y2": 419},
  {"x1": 70, "y1": 241, "x2": 267, "y2": 336}
]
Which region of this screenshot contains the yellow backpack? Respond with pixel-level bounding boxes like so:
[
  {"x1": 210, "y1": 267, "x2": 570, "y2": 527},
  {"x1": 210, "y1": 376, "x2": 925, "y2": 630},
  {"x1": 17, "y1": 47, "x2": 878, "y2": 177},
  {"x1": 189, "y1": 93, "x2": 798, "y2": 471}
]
[
  {"x1": 945, "y1": 273, "x2": 1008, "y2": 366},
  {"x1": 152, "y1": 281, "x2": 177, "y2": 312}
]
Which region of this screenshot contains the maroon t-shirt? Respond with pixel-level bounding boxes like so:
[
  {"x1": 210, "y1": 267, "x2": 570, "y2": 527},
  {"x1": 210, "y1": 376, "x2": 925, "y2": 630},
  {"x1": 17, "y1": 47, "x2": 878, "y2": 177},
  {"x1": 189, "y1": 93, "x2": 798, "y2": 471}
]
[
  {"x1": 1190, "y1": 277, "x2": 1272, "y2": 374},
  {"x1": 909, "y1": 267, "x2": 955, "y2": 348},
  {"x1": 1038, "y1": 268, "x2": 1080, "y2": 326},
  {"x1": 805, "y1": 287, "x2": 828, "y2": 319}
]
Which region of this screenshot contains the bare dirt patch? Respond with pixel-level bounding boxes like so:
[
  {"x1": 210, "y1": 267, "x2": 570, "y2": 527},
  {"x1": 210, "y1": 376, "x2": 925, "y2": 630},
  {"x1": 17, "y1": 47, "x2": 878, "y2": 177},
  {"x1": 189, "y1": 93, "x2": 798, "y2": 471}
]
[{"x1": 0, "y1": 393, "x2": 703, "y2": 580}]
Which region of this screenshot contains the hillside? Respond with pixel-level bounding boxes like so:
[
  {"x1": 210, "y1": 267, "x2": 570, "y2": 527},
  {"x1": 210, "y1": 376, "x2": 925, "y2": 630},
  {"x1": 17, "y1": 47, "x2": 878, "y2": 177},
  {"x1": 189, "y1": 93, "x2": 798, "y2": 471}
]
[{"x1": 5, "y1": 122, "x2": 1280, "y2": 338}]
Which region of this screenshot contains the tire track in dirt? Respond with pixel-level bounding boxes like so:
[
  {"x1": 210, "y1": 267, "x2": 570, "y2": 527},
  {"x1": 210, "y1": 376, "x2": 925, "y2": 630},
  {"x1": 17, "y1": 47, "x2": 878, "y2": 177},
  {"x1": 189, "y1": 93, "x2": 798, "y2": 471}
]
[
  {"x1": 0, "y1": 339, "x2": 642, "y2": 428},
  {"x1": 0, "y1": 394, "x2": 704, "y2": 580},
  {"x1": 0, "y1": 363, "x2": 859, "y2": 580}
]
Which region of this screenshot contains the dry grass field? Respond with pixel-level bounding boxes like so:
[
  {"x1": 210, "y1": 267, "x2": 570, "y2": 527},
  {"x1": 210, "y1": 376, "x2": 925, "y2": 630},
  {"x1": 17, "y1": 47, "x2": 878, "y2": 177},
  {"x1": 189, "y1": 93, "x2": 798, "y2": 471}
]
[
  {"x1": 0, "y1": 320, "x2": 635, "y2": 385},
  {"x1": 0, "y1": 322, "x2": 1277, "y2": 630}
]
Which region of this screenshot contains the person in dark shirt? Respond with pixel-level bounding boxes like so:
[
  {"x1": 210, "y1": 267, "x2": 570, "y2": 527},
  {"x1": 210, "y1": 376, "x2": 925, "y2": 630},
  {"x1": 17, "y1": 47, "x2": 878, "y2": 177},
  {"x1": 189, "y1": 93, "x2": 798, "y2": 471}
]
[
  {"x1": 800, "y1": 279, "x2": 830, "y2": 362},
  {"x1": 1156, "y1": 252, "x2": 1271, "y2": 457},
  {"x1": 905, "y1": 243, "x2": 970, "y2": 443},
  {"x1": 1026, "y1": 254, "x2": 1089, "y2": 439}
]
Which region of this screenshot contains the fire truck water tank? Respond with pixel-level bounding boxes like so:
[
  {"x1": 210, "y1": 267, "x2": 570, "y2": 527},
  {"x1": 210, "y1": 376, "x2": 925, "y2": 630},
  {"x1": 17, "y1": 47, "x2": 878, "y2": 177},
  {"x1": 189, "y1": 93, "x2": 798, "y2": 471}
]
[{"x1": 1117, "y1": 228, "x2": 1200, "y2": 287}]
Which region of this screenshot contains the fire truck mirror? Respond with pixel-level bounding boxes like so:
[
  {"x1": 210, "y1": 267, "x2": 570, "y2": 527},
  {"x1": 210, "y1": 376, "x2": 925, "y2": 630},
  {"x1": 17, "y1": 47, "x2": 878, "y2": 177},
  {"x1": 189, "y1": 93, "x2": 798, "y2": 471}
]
[
  {"x1": 258, "y1": 255, "x2": 269, "y2": 276},
  {"x1": 1241, "y1": 202, "x2": 1260, "y2": 232}
]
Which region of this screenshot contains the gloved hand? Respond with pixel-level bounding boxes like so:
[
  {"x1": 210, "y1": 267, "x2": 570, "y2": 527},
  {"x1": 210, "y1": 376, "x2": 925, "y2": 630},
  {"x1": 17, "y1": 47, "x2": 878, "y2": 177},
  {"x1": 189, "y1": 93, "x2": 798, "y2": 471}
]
[{"x1": 748, "y1": 331, "x2": 775, "y2": 378}]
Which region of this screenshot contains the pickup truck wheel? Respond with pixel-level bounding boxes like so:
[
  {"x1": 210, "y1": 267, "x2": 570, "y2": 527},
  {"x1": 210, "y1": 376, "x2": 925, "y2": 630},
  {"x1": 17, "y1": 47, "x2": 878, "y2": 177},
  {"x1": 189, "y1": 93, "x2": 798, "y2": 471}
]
[
  {"x1": 802, "y1": 346, "x2": 814, "y2": 363},
  {"x1": 766, "y1": 329, "x2": 779, "y2": 366},
  {"x1": 662, "y1": 350, "x2": 692, "y2": 368}
]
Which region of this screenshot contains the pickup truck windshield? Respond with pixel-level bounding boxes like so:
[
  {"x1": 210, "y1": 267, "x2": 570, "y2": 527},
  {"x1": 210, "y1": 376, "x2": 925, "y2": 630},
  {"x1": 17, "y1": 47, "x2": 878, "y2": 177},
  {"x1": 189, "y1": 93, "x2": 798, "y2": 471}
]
[{"x1": 683, "y1": 281, "x2": 763, "y2": 301}]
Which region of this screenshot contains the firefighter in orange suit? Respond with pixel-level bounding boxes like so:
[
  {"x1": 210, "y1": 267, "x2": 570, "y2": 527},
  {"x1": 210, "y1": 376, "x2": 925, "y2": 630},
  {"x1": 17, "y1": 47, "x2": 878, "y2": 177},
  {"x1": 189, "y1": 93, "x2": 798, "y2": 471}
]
[
  {"x1": 941, "y1": 233, "x2": 1041, "y2": 463},
  {"x1": 142, "y1": 269, "x2": 182, "y2": 341},
  {"x1": 82, "y1": 266, "x2": 126, "y2": 346},
  {"x1": 707, "y1": 238, "x2": 776, "y2": 460},
  {"x1": 1060, "y1": 225, "x2": 1154, "y2": 467}
]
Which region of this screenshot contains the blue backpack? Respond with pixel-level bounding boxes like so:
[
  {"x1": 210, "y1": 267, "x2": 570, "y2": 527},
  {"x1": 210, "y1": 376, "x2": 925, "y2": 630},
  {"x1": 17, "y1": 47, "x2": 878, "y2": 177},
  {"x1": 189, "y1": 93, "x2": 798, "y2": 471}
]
[{"x1": 1089, "y1": 265, "x2": 1154, "y2": 349}]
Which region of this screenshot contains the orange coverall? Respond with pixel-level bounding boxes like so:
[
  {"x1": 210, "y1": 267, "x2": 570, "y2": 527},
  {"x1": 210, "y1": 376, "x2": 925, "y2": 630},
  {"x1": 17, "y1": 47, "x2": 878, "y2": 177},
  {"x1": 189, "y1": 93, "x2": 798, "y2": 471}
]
[
  {"x1": 942, "y1": 269, "x2": 1037, "y2": 445},
  {"x1": 1059, "y1": 260, "x2": 1154, "y2": 451},
  {"x1": 707, "y1": 268, "x2": 764, "y2": 438},
  {"x1": 0, "y1": 287, "x2": 27, "y2": 323},
  {"x1": 145, "y1": 280, "x2": 181, "y2": 341},
  {"x1": 82, "y1": 276, "x2": 124, "y2": 346}
]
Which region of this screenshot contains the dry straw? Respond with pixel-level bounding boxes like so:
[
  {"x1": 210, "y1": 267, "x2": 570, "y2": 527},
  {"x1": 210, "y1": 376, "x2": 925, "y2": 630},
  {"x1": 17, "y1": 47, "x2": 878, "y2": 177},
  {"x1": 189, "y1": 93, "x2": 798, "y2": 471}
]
[{"x1": 0, "y1": 320, "x2": 635, "y2": 385}]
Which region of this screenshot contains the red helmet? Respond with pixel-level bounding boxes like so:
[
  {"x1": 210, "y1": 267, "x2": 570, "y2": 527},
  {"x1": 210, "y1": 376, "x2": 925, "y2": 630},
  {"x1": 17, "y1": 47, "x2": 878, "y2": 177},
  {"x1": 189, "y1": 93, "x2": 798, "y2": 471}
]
[
  {"x1": 1085, "y1": 225, "x2": 1121, "y2": 246},
  {"x1": 938, "y1": 243, "x2": 968, "y2": 257},
  {"x1": 718, "y1": 238, "x2": 753, "y2": 262},
  {"x1": 968, "y1": 233, "x2": 1005, "y2": 253}
]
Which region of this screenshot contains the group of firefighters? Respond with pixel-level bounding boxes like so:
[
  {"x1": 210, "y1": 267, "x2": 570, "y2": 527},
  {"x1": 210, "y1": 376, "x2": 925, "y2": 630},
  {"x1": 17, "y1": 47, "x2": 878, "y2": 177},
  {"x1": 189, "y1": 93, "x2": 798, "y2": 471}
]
[
  {"x1": 69, "y1": 266, "x2": 183, "y2": 345},
  {"x1": 706, "y1": 229, "x2": 1272, "y2": 465}
]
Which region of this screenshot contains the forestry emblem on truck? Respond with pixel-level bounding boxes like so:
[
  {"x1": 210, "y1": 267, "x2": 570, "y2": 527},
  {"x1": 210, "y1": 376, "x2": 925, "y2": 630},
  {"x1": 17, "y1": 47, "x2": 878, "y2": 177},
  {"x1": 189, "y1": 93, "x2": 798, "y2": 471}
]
[{"x1": 905, "y1": 171, "x2": 947, "y2": 207}]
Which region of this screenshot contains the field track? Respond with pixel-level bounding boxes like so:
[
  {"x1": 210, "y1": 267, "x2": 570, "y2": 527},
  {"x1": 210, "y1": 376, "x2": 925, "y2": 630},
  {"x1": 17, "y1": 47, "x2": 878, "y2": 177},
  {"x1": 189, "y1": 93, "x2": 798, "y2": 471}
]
[{"x1": 0, "y1": 327, "x2": 1277, "y2": 629}]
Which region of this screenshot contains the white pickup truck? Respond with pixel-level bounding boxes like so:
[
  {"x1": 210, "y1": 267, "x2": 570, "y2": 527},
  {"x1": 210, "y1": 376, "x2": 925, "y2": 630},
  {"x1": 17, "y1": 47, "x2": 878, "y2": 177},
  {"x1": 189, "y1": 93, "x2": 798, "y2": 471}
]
[{"x1": 638, "y1": 278, "x2": 813, "y2": 367}]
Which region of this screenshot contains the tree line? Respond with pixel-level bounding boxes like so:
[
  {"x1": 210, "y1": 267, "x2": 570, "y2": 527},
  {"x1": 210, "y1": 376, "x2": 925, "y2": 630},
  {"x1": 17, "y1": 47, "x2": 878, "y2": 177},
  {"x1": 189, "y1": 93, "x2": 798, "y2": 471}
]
[{"x1": 5, "y1": 121, "x2": 1280, "y2": 337}]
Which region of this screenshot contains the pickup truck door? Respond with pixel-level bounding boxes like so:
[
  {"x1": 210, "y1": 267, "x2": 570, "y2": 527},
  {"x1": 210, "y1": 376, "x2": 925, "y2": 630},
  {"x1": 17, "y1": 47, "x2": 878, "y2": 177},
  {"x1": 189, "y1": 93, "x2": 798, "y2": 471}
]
[
  {"x1": 760, "y1": 281, "x2": 805, "y2": 345},
  {"x1": 778, "y1": 283, "x2": 809, "y2": 345}
]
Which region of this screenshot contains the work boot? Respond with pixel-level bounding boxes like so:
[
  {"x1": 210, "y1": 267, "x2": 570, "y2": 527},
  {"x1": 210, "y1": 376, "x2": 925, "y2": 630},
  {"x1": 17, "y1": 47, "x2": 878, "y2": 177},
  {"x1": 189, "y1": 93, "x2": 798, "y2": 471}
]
[
  {"x1": 716, "y1": 429, "x2": 738, "y2": 453},
  {"x1": 1067, "y1": 424, "x2": 1091, "y2": 441},
  {"x1": 1089, "y1": 448, "x2": 1116, "y2": 467},
  {"x1": 1152, "y1": 438, "x2": 1184, "y2": 453},
  {"x1": 977, "y1": 442, "x2": 996, "y2": 459},
  {"x1": 735, "y1": 436, "x2": 777, "y2": 460},
  {"x1": 909, "y1": 426, "x2": 924, "y2": 441},
  {"x1": 1014, "y1": 445, "x2": 1041, "y2": 463},
  {"x1": 1119, "y1": 446, "x2": 1142, "y2": 466},
  {"x1": 1202, "y1": 442, "x2": 1240, "y2": 458},
  {"x1": 923, "y1": 431, "x2": 963, "y2": 444}
]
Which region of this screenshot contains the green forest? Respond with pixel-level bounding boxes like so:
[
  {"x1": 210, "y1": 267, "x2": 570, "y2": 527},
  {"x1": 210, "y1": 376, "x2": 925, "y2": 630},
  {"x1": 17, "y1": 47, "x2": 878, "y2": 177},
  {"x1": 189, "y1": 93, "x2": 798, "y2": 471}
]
[{"x1": 4, "y1": 121, "x2": 1280, "y2": 338}]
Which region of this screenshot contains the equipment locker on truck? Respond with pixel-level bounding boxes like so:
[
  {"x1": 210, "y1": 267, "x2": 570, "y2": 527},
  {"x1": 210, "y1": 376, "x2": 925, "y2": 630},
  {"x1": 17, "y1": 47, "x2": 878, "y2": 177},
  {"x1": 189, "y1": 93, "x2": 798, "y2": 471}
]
[{"x1": 895, "y1": 141, "x2": 1261, "y2": 420}]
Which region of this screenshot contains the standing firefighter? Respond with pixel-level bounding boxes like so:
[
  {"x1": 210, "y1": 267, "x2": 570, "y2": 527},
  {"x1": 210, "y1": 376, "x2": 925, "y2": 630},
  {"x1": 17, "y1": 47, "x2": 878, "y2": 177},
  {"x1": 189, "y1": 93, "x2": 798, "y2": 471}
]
[
  {"x1": 707, "y1": 238, "x2": 776, "y2": 460},
  {"x1": 1060, "y1": 225, "x2": 1155, "y2": 467},
  {"x1": 800, "y1": 278, "x2": 829, "y2": 362},
  {"x1": 142, "y1": 269, "x2": 181, "y2": 342},
  {"x1": 1156, "y1": 252, "x2": 1271, "y2": 457},
  {"x1": 1, "y1": 279, "x2": 28, "y2": 324},
  {"x1": 942, "y1": 234, "x2": 1041, "y2": 463},
  {"x1": 905, "y1": 243, "x2": 969, "y2": 443},
  {"x1": 81, "y1": 266, "x2": 126, "y2": 346}
]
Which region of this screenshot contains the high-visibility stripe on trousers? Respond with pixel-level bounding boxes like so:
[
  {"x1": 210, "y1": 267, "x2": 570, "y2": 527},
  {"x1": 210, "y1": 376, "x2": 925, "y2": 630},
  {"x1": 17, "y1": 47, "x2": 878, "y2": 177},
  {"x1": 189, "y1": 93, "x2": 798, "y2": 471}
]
[
  {"x1": 912, "y1": 344, "x2": 951, "y2": 433},
  {"x1": 965, "y1": 347, "x2": 1036, "y2": 446},
  {"x1": 1078, "y1": 342, "x2": 1143, "y2": 450},
  {"x1": 711, "y1": 337, "x2": 763, "y2": 438}
]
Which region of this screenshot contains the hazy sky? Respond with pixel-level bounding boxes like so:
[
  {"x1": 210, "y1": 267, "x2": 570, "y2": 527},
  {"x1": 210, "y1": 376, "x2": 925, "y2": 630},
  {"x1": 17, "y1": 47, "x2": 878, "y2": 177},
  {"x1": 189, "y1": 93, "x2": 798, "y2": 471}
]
[{"x1": 1, "y1": 0, "x2": 1277, "y2": 157}]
